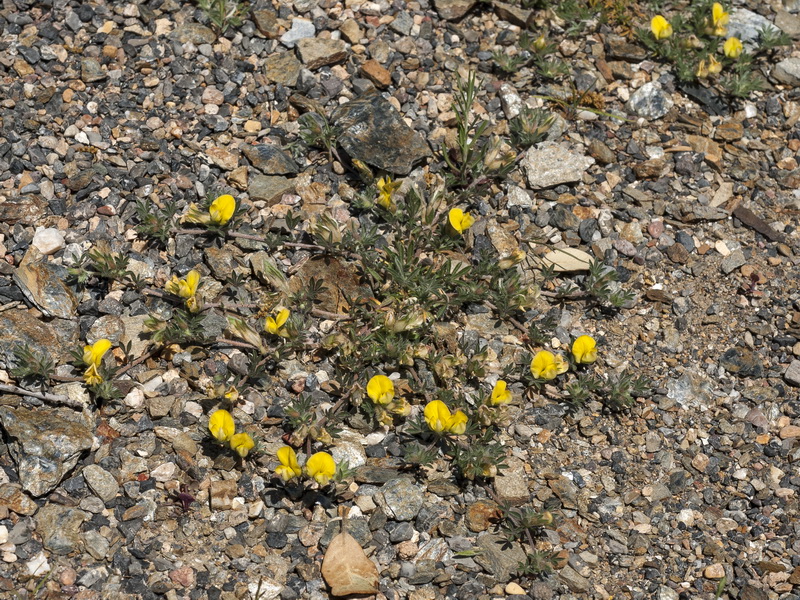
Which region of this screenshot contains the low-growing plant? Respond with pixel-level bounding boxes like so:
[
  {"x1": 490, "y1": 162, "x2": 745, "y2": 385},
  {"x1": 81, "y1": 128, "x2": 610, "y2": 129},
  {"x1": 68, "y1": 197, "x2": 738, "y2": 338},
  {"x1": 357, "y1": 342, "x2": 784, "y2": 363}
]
[
  {"x1": 10, "y1": 344, "x2": 54, "y2": 387},
  {"x1": 196, "y1": 0, "x2": 248, "y2": 35},
  {"x1": 133, "y1": 198, "x2": 178, "y2": 245},
  {"x1": 639, "y1": 0, "x2": 788, "y2": 98}
]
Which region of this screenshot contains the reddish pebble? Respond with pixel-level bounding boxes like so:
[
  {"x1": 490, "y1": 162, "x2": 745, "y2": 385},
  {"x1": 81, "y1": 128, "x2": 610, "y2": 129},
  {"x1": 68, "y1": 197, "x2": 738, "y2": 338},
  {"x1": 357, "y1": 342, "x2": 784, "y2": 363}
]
[
  {"x1": 169, "y1": 566, "x2": 195, "y2": 588},
  {"x1": 97, "y1": 205, "x2": 116, "y2": 216},
  {"x1": 648, "y1": 220, "x2": 664, "y2": 238},
  {"x1": 60, "y1": 567, "x2": 77, "y2": 585}
]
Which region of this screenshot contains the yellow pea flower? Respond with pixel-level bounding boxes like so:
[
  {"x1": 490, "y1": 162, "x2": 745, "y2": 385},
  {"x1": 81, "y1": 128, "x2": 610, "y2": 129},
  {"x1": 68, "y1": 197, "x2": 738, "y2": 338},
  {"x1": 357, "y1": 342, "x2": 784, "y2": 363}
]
[
  {"x1": 209, "y1": 194, "x2": 236, "y2": 226},
  {"x1": 424, "y1": 400, "x2": 468, "y2": 434},
  {"x1": 265, "y1": 308, "x2": 290, "y2": 337},
  {"x1": 572, "y1": 335, "x2": 598, "y2": 364},
  {"x1": 166, "y1": 269, "x2": 200, "y2": 299},
  {"x1": 723, "y1": 37, "x2": 743, "y2": 59},
  {"x1": 707, "y1": 55, "x2": 722, "y2": 75},
  {"x1": 376, "y1": 176, "x2": 401, "y2": 211},
  {"x1": 275, "y1": 446, "x2": 302, "y2": 481},
  {"x1": 448, "y1": 208, "x2": 475, "y2": 235},
  {"x1": 532, "y1": 34, "x2": 547, "y2": 52},
  {"x1": 366, "y1": 375, "x2": 394, "y2": 405},
  {"x1": 696, "y1": 59, "x2": 709, "y2": 79},
  {"x1": 711, "y1": 3, "x2": 728, "y2": 36},
  {"x1": 424, "y1": 400, "x2": 451, "y2": 433},
  {"x1": 490, "y1": 380, "x2": 512, "y2": 406},
  {"x1": 208, "y1": 409, "x2": 235, "y2": 442},
  {"x1": 83, "y1": 338, "x2": 111, "y2": 368},
  {"x1": 530, "y1": 350, "x2": 568, "y2": 380},
  {"x1": 448, "y1": 409, "x2": 468, "y2": 435},
  {"x1": 230, "y1": 432, "x2": 255, "y2": 458},
  {"x1": 650, "y1": 15, "x2": 672, "y2": 40},
  {"x1": 305, "y1": 451, "x2": 336, "y2": 486},
  {"x1": 83, "y1": 363, "x2": 103, "y2": 386}
]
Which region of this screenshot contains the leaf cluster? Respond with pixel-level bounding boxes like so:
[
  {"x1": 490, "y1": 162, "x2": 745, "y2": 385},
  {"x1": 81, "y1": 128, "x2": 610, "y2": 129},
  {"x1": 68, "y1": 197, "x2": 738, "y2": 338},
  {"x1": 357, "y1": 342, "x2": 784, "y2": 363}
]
[
  {"x1": 10, "y1": 344, "x2": 54, "y2": 386},
  {"x1": 196, "y1": 0, "x2": 248, "y2": 34}
]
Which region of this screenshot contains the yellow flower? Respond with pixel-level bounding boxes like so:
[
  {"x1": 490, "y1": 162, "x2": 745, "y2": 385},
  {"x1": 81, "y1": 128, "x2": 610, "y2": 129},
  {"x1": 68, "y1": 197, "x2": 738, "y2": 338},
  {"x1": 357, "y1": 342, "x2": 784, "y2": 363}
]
[
  {"x1": 572, "y1": 335, "x2": 598, "y2": 364},
  {"x1": 265, "y1": 308, "x2": 290, "y2": 337},
  {"x1": 230, "y1": 432, "x2": 255, "y2": 458},
  {"x1": 448, "y1": 409, "x2": 468, "y2": 435},
  {"x1": 83, "y1": 338, "x2": 111, "y2": 368},
  {"x1": 376, "y1": 176, "x2": 401, "y2": 211},
  {"x1": 209, "y1": 194, "x2": 236, "y2": 226},
  {"x1": 490, "y1": 380, "x2": 512, "y2": 406},
  {"x1": 696, "y1": 59, "x2": 709, "y2": 79},
  {"x1": 83, "y1": 363, "x2": 103, "y2": 386},
  {"x1": 275, "y1": 446, "x2": 302, "y2": 481},
  {"x1": 650, "y1": 15, "x2": 672, "y2": 40},
  {"x1": 366, "y1": 375, "x2": 394, "y2": 405},
  {"x1": 305, "y1": 451, "x2": 336, "y2": 486},
  {"x1": 224, "y1": 385, "x2": 239, "y2": 403},
  {"x1": 723, "y1": 37, "x2": 743, "y2": 58},
  {"x1": 208, "y1": 409, "x2": 235, "y2": 442},
  {"x1": 166, "y1": 269, "x2": 200, "y2": 299},
  {"x1": 532, "y1": 34, "x2": 547, "y2": 52},
  {"x1": 530, "y1": 350, "x2": 568, "y2": 380},
  {"x1": 448, "y1": 208, "x2": 475, "y2": 235},
  {"x1": 712, "y1": 2, "x2": 728, "y2": 35},
  {"x1": 424, "y1": 400, "x2": 468, "y2": 435},
  {"x1": 707, "y1": 55, "x2": 722, "y2": 75}
]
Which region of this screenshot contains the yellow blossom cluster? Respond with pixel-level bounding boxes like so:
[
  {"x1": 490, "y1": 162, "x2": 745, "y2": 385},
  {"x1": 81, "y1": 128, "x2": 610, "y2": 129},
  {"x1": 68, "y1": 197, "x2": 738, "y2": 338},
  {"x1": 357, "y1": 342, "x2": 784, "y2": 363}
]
[
  {"x1": 274, "y1": 446, "x2": 337, "y2": 486},
  {"x1": 530, "y1": 335, "x2": 598, "y2": 381},
  {"x1": 208, "y1": 409, "x2": 255, "y2": 458}
]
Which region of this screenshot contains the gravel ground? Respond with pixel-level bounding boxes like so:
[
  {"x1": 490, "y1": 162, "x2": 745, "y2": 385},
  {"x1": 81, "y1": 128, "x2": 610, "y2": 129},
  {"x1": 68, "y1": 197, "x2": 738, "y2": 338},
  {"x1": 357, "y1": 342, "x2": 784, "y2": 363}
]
[{"x1": 1, "y1": 0, "x2": 800, "y2": 599}]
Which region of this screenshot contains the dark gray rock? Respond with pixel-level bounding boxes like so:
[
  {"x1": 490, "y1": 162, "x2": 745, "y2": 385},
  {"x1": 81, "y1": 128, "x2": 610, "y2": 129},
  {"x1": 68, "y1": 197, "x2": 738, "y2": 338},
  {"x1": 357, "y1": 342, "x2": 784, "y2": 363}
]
[
  {"x1": 332, "y1": 93, "x2": 431, "y2": 175},
  {"x1": 242, "y1": 144, "x2": 299, "y2": 175},
  {"x1": 0, "y1": 406, "x2": 93, "y2": 496}
]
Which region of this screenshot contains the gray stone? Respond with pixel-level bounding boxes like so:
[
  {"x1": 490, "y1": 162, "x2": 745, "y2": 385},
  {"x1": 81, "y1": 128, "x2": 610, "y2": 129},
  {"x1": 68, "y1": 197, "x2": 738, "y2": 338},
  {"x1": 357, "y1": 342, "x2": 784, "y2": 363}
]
[
  {"x1": 34, "y1": 505, "x2": 88, "y2": 554},
  {"x1": 433, "y1": 0, "x2": 477, "y2": 20},
  {"x1": 83, "y1": 530, "x2": 110, "y2": 560},
  {"x1": 549, "y1": 476, "x2": 579, "y2": 508},
  {"x1": 0, "y1": 407, "x2": 93, "y2": 497},
  {"x1": 169, "y1": 23, "x2": 217, "y2": 45},
  {"x1": 627, "y1": 82, "x2": 673, "y2": 120},
  {"x1": 248, "y1": 175, "x2": 296, "y2": 205},
  {"x1": 390, "y1": 12, "x2": 414, "y2": 36},
  {"x1": 13, "y1": 247, "x2": 78, "y2": 319},
  {"x1": 558, "y1": 565, "x2": 590, "y2": 592},
  {"x1": 83, "y1": 465, "x2": 120, "y2": 503},
  {"x1": 720, "y1": 249, "x2": 746, "y2": 274},
  {"x1": 296, "y1": 38, "x2": 348, "y2": 69},
  {"x1": 376, "y1": 478, "x2": 425, "y2": 521},
  {"x1": 493, "y1": 460, "x2": 529, "y2": 505},
  {"x1": 784, "y1": 359, "x2": 800, "y2": 386},
  {"x1": 666, "y1": 373, "x2": 714, "y2": 409},
  {"x1": 522, "y1": 142, "x2": 595, "y2": 190},
  {"x1": 280, "y1": 19, "x2": 315, "y2": 48},
  {"x1": 773, "y1": 58, "x2": 800, "y2": 86},
  {"x1": 0, "y1": 308, "x2": 78, "y2": 368},
  {"x1": 264, "y1": 52, "x2": 302, "y2": 87},
  {"x1": 656, "y1": 585, "x2": 678, "y2": 600},
  {"x1": 775, "y1": 10, "x2": 800, "y2": 38},
  {"x1": 87, "y1": 315, "x2": 125, "y2": 348},
  {"x1": 727, "y1": 8, "x2": 780, "y2": 46},
  {"x1": 474, "y1": 533, "x2": 527, "y2": 582},
  {"x1": 80, "y1": 58, "x2": 106, "y2": 83},
  {"x1": 242, "y1": 144, "x2": 299, "y2": 175},
  {"x1": 332, "y1": 94, "x2": 431, "y2": 175}
]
